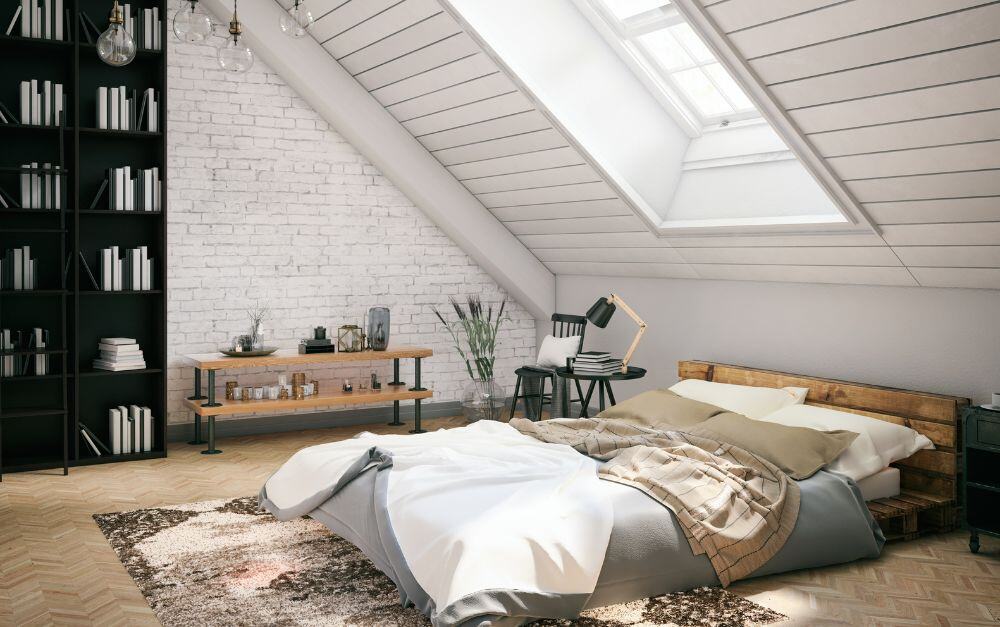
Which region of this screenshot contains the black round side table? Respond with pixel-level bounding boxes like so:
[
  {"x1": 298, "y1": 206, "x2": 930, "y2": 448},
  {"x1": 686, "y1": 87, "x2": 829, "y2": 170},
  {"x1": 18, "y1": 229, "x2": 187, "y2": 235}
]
[{"x1": 555, "y1": 366, "x2": 646, "y2": 418}]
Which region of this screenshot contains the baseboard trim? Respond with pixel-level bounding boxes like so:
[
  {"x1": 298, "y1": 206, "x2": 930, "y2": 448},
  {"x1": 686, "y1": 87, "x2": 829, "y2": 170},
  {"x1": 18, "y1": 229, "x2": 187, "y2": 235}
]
[{"x1": 167, "y1": 401, "x2": 464, "y2": 443}]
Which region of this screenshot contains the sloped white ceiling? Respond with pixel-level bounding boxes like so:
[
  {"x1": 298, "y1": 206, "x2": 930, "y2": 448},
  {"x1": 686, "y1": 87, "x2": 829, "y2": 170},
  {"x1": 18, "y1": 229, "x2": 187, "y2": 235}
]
[{"x1": 281, "y1": 0, "x2": 1000, "y2": 290}]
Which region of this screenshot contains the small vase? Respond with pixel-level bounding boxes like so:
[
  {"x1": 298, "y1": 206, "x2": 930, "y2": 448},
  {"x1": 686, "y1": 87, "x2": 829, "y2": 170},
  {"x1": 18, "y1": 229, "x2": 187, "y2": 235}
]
[
  {"x1": 461, "y1": 378, "x2": 507, "y2": 422},
  {"x1": 367, "y1": 307, "x2": 390, "y2": 351}
]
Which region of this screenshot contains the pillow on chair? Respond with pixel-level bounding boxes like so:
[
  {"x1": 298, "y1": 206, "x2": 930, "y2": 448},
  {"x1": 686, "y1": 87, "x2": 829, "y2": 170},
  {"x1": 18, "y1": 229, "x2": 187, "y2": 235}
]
[{"x1": 536, "y1": 334, "x2": 581, "y2": 368}]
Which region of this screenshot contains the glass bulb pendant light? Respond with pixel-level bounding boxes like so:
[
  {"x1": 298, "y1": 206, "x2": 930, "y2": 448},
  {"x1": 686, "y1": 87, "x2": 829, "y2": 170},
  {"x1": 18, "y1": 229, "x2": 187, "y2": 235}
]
[
  {"x1": 280, "y1": 0, "x2": 313, "y2": 38},
  {"x1": 97, "y1": 0, "x2": 136, "y2": 67},
  {"x1": 217, "y1": 0, "x2": 254, "y2": 74},
  {"x1": 172, "y1": 0, "x2": 213, "y2": 43}
]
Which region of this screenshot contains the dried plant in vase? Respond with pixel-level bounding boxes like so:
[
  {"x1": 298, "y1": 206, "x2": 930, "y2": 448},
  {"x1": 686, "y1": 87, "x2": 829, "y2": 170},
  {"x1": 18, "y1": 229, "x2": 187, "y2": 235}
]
[
  {"x1": 247, "y1": 302, "x2": 269, "y2": 350},
  {"x1": 433, "y1": 296, "x2": 510, "y2": 422}
]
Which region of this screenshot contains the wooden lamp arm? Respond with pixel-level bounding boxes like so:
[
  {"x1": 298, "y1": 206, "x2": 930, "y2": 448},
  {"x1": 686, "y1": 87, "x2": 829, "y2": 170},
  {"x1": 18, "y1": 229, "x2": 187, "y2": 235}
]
[{"x1": 608, "y1": 293, "x2": 646, "y2": 374}]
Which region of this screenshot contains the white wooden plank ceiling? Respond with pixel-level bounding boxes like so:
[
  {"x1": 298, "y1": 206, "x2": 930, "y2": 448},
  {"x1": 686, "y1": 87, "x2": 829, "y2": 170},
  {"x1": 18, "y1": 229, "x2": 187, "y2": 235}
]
[{"x1": 287, "y1": 0, "x2": 1000, "y2": 290}]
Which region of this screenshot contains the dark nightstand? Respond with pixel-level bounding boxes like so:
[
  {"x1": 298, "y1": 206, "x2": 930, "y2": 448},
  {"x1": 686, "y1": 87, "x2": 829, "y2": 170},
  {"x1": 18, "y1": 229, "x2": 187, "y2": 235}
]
[{"x1": 963, "y1": 405, "x2": 1000, "y2": 553}]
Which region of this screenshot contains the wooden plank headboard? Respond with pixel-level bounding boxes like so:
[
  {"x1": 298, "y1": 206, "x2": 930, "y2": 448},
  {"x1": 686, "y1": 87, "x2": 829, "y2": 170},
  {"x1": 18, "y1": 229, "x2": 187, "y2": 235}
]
[{"x1": 677, "y1": 361, "x2": 969, "y2": 506}]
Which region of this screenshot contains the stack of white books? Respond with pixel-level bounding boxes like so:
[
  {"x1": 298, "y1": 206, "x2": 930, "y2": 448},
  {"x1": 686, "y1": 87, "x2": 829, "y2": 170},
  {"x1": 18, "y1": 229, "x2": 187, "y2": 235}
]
[
  {"x1": 573, "y1": 351, "x2": 623, "y2": 375},
  {"x1": 93, "y1": 337, "x2": 146, "y2": 371},
  {"x1": 108, "y1": 405, "x2": 154, "y2": 454},
  {"x1": 15, "y1": 162, "x2": 61, "y2": 210}
]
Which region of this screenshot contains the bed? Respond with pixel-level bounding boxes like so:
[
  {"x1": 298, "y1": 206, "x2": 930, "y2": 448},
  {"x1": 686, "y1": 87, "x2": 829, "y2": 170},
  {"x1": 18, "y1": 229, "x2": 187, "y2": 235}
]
[{"x1": 260, "y1": 361, "x2": 968, "y2": 626}]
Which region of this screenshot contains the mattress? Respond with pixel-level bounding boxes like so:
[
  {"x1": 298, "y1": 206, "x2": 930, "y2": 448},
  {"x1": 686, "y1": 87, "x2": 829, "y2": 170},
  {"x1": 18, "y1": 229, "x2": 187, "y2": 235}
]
[
  {"x1": 309, "y1": 466, "x2": 884, "y2": 625},
  {"x1": 856, "y1": 467, "x2": 900, "y2": 501}
]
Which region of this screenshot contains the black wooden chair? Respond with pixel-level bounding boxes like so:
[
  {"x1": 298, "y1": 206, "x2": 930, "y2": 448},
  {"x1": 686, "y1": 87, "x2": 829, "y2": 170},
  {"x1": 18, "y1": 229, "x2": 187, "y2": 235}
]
[{"x1": 510, "y1": 313, "x2": 588, "y2": 421}]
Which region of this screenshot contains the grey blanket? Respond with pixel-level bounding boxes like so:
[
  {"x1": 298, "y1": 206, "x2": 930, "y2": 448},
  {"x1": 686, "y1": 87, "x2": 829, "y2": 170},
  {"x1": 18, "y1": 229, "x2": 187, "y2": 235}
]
[{"x1": 306, "y1": 454, "x2": 883, "y2": 627}]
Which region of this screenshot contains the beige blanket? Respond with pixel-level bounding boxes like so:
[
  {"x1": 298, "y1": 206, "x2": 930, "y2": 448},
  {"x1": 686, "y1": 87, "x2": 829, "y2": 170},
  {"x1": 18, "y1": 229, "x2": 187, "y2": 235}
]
[{"x1": 511, "y1": 417, "x2": 800, "y2": 586}]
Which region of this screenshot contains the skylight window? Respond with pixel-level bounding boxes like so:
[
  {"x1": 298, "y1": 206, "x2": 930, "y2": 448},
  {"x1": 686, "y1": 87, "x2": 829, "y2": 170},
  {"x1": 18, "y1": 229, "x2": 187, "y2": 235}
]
[{"x1": 586, "y1": 0, "x2": 758, "y2": 127}]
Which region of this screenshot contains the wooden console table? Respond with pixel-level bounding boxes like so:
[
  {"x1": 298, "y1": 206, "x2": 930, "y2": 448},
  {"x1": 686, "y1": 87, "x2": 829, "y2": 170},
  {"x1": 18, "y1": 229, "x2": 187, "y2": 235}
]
[{"x1": 182, "y1": 346, "x2": 432, "y2": 454}]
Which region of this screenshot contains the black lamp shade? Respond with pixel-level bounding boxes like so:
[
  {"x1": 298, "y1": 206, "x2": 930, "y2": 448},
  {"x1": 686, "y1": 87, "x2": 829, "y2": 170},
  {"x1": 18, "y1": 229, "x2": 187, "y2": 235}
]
[{"x1": 586, "y1": 296, "x2": 616, "y2": 328}]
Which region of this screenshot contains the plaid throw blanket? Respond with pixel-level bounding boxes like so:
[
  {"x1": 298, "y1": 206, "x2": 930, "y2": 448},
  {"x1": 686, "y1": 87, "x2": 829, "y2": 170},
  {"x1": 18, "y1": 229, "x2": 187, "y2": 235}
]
[{"x1": 510, "y1": 417, "x2": 801, "y2": 585}]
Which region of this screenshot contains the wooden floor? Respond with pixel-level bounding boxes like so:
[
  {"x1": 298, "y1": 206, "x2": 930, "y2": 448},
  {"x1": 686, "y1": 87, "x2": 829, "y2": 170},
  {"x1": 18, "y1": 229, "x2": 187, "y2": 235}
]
[{"x1": 1, "y1": 416, "x2": 997, "y2": 627}]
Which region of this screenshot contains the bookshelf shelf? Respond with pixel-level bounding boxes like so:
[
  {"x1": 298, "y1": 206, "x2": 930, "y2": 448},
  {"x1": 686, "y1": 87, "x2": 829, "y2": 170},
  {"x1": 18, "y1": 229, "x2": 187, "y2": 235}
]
[
  {"x1": 78, "y1": 289, "x2": 163, "y2": 295},
  {"x1": 77, "y1": 209, "x2": 161, "y2": 215},
  {"x1": 76, "y1": 367, "x2": 163, "y2": 377},
  {"x1": 0, "y1": 0, "x2": 167, "y2": 479},
  {"x1": 1, "y1": 407, "x2": 66, "y2": 419},
  {"x1": 79, "y1": 127, "x2": 162, "y2": 138}
]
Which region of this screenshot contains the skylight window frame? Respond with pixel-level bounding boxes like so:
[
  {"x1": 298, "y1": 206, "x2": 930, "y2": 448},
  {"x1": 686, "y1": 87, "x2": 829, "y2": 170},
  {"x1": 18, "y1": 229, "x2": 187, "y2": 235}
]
[{"x1": 586, "y1": 0, "x2": 759, "y2": 130}]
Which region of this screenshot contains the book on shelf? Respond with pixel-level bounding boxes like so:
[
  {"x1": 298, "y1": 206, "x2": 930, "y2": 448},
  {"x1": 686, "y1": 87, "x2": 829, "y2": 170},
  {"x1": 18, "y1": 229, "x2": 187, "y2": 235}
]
[
  {"x1": 108, "y1": 405, "x2": 154, "y2": 454},
  {"x1": 80, "y1": 424, "x2": 112, "y2": 455},
  {"x1": 97, "y1": 246, "x2": 154, "y2": 291},
  {"x1": 106, "y1": 166, "x2": 160, "y2": 211},
  {"x1": 2, "y1": 245, "x2": 38, "y2": 290},
  {"x1": 96, "y1": 86, "x2": 158, "y2": 131},
  {"x1": 80, "y1": 425, "x2": 101, "y2": 456},
  {"x1": 120, "y1": 4, "x2": 162, "y2": 51},
  {"x1": 10, "y1": 0, "x2": 64, "y2": 40},
  {"x1": 19, "y1": 80, "x2": 64, "y2": 127},
  {"x1": 18, "y1": 162, "x2": 62, "y2": 210}
]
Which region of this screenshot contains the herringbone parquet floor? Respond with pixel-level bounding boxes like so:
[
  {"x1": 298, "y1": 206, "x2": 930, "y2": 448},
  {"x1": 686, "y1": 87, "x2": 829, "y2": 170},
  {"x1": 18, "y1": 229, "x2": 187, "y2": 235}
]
[{"x1": 0, "y1": 416, "x2": 997, "y2": 627}]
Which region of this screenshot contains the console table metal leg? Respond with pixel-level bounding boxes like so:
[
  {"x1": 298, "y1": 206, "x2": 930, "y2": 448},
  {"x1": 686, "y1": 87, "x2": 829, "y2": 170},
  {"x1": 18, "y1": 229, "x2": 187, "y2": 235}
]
[
  {"x1": 188, "y1": 367, "x2": 208, "y2": 445},
  {"x1": 200, "y1": 370, "x2": 222, "y2": 454},
  {"x1": 202, "y1": 417, "x2": 221, "y2": 455},
  {"x1": 581, "y1": 382, "x2": 596, "y2": 418},
  {"x1": 187, "y1": 368, "x2": 207, "y2": 400},
  {"x1": 389, "y1": 358, "x2": 405, "y2": 386},
  {"x1": 409, "y1": 358, "x2": 427, "y2": 434},
  {"x1": 605, "y1": 381, "x2": 617, "y2": 406}
]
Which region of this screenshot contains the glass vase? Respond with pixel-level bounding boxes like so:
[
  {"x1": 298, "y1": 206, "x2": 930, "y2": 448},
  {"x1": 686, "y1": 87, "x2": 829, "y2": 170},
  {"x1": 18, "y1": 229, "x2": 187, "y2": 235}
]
[
  {"x1": 461, "y1": 378, "x2": 507, "y2": 422},
  {"x1": 367, "y1": 307, "x2": 390, "y2": 351}
]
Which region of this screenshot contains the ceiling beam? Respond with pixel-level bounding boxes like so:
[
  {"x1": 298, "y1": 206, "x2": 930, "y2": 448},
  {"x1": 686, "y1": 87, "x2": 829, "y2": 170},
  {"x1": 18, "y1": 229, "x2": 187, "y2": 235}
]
[{"x1": 198, "y1": 0, "x2": 556, "y2": 319}]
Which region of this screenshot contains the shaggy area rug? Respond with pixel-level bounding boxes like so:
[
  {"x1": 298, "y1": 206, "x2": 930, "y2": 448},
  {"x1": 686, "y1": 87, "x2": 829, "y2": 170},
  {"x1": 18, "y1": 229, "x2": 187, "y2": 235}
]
[{"x1": 94, "y1": 496, "x2": 787, "y2": 627}]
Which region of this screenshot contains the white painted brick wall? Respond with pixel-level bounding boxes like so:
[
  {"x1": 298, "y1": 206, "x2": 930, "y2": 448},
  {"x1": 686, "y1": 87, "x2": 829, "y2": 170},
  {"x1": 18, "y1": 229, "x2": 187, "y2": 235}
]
[{"x1": 166, "y1": 38, "x2": 537, "y2": 425}]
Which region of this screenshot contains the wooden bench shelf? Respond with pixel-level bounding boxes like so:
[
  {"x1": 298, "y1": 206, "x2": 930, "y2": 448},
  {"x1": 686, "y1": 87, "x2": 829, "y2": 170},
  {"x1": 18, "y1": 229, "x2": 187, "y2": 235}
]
[
  {"x1": 183, "y1": 345, "x2": 434, "y2": 455},
  {"x1": 183, "y1": 386, "x2": 433, "y2": 417}
]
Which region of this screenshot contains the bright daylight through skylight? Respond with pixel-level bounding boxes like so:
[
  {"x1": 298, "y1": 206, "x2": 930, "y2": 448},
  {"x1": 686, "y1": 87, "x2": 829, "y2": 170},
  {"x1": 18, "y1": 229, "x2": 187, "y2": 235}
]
[{"x1": 592, "y1": 0, "x2": 757, "y2": 126}]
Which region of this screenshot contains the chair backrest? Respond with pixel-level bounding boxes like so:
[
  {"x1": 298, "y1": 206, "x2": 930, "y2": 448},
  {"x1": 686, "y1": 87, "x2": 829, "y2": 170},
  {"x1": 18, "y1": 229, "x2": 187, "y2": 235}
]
[{"x1": 551, "y1": 313, "x2": 587, "y2": 353}]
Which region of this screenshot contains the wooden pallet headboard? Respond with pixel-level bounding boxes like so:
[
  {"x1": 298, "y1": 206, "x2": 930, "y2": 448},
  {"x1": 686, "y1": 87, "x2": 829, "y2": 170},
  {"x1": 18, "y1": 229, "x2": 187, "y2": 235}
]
[{"x1": 677, "y1": 361, "x2": 969, "y2": 505}]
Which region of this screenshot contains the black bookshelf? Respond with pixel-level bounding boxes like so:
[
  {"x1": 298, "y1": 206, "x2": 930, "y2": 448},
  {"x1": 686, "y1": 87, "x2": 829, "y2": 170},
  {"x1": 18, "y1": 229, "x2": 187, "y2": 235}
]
[{"x1": 0, "y1": 0, "x2": 167, "y2": 478}]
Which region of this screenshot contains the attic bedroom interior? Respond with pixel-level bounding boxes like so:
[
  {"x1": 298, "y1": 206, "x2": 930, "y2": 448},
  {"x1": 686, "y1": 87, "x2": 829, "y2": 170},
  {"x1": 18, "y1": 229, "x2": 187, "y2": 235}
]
[{"x1": 1, "y1": 0, "x2": 998, "y2": 625}]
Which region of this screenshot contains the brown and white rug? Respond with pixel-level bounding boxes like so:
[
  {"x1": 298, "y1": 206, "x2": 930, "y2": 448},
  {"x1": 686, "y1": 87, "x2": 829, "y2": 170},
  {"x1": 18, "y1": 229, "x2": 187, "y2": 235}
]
[{"x1": 94, "y1": 496, "x2": 786, "y2": 627}]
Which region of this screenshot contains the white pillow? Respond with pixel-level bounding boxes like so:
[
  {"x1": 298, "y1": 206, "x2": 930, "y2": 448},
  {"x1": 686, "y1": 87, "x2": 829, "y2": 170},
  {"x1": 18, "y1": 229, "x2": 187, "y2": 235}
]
[
  {"x1": 535, "y1": 335, "x2": 580, "y2": 368},
  {"x1": 759, "y1": 404, "x2": 934, "y2": 480},
  {"x1": 668, "y1": 379, "x2": 807, "y2": 420}
]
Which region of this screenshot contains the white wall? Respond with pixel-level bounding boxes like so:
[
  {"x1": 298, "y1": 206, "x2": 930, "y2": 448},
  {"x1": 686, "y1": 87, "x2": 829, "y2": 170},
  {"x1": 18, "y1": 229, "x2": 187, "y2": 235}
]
[
  {"x1": 556, "y1": 276, "x2": 1000, "y2": 405},
  {"x1": 165, "y1": 38, "x2": 536, "y2": 425}
]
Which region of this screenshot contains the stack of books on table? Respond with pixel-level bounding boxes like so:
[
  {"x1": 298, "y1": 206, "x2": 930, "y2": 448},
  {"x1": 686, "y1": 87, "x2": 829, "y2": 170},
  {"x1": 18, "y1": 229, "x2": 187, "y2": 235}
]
[
  {"x1": 573, "y1": 351, "x2": 623, "y2": 375},
  {"x1": 93, "y1": 337, "x2": 146, "y2": 372}
]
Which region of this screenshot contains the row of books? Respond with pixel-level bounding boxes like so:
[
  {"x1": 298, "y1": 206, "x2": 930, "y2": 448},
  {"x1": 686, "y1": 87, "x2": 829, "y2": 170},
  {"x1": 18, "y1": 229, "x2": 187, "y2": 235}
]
[
  {"x1": 96, "y1": 246, "x2": 154, "y2": 292},
  {"x1": 124, "y1": 4, "x2": 163, "y2": 52},
  {"x1": 97, "y1": 166, "x2": 162, "y2": 212},
  {"x1": 1, "y1": 328, "x2": 50, "y2": 377},
  {"x1": 79, "y1": 405, "x2": 155, "y2": 456},
  {"x1": 573, "y1": 351, "x2": 624, "y2": 374},
  {"x1": 96, "y1": 87, "x2": 159, "y2": 132},
  {"x1": 1, "y1": 246, "x2": 38, "y2": 291},
  {"x1": 19, "y1": 80, "x2": 66, "y2": 127},
  {"x1": 7, "y1": 0, "x2": 65, "y2": 40},
  {"x1": 8, "y1": 162, "x2": 62, "y2": 211}
]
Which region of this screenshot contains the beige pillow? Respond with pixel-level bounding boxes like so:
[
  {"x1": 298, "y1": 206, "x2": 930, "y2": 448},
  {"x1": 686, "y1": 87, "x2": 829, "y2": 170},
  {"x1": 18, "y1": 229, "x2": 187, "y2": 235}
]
[
  {"x1": 596, "y1": 389, "x2": 728, "y2": 430},
  {"x1": 687, "y1": 412, "x2": 858, "y2": 480}
]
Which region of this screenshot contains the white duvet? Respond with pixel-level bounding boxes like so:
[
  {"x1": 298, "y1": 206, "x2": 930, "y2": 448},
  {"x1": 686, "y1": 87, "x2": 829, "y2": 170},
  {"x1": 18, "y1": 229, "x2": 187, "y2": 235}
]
[{"x1": 263, "y1": 420, "x2": 614, "y2": 613}]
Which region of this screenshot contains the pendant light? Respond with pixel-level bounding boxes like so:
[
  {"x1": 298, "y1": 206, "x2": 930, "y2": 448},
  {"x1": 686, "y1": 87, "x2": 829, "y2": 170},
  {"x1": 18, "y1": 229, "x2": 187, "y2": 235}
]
[
  {"x1": 217, "y1": 0, "x2": 254, "y2": 73},
  {"x1": 96, "y1": 0, "x2": 136, "y2": 66},
  {"x1": 279, "y1": 0, "x2": 314, "y2": 38},
  {"x1": 172, "y1": 0, "x2": 213, "y2": 43}
]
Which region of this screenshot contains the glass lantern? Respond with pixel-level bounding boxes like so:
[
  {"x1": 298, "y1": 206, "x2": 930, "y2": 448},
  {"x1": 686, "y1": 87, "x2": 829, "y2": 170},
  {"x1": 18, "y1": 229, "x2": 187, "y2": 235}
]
[
  {"x1": 367, "y1": 307, "x2": 390, "y2": 351},
  {"x1": 337, "y1": 325, "x2": 363, "y2": 353}
]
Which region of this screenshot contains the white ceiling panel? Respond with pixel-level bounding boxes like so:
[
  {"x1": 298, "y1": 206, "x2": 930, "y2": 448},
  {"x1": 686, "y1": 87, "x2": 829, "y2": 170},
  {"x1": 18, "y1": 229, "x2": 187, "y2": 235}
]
[{"x1": 808, "y1": 110, "x2": 1000, "y2": 157}]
